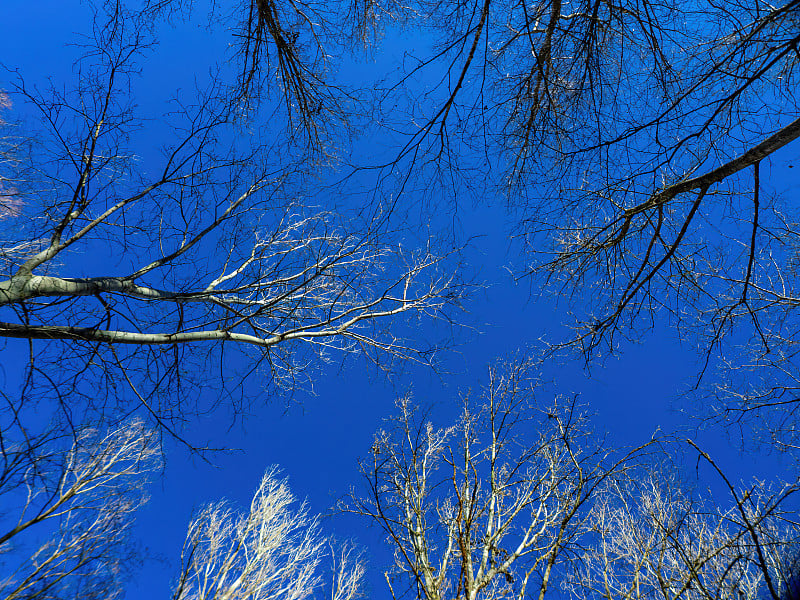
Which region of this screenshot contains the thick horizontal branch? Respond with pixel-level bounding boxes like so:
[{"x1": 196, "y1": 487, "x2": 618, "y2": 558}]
[
  {"x1": 0, "y1": 304, "x2": 419, "y2": 346},
  {"x1": 0, "y1": 274, "x2": 201, "y2": 306},
  {"x1": 0, "y1": 321, "x2": 286, "y2": 346},
  {"x1": 631, "y1": 115, "x2": 800, "y2": 217},
  {"x1": 601, "y1": 115, "x2": 800, "y2": 248}
]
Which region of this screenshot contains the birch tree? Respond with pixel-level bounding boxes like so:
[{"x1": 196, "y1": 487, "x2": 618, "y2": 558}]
[
  {"x1": 346, "y1": 359, "x2": 800, "y2": 600},
  {"x1": 0, "y1": 419, "x2": 364, "y2": 600},
  {"x1": 0, "y1": 2, "x2": 465, "y2": 435},
  {"x1": 572, "y1": 452, "x2": 800, "y2": 600},
  {"x1": 171, "y1": 468, "x2": 365, "y2": 600},
  {"x1": 0, "y1": 420, "x2": 161, "y2": 600},
  {"x1": 346, "y1": 358, "x2": 648, "y2": 600}
]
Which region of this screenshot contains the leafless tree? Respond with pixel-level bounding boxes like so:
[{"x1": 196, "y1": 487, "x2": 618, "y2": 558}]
[
  {"x1": 138, "y1": 0, "x2": 388, "y2": 153},
  {"x1": 0, "y1": 418, "x2": 364, "y2": 600},
  {"x1": 0, "y1": 2, "x2": 466, "y2": 437},
  {"x1": 0, "y1": 419, "x2": 161, "y2": 600},
  {"x1": 0, "y1": 91, "x2": 21, "y2": 221},
  {"x1": 346, "y1": 359, "x2": 800, "y2": 600},
  {"x1": 330, "y1": 0, "x2": 800, "y2": 449},
  {"x1": 345, "y1": 358, "x2": 651, "y2": 600},
  {"x1": 572, "y1": 443, "x2": 800, "y2": 600},
  {"x1": 171, "y1": 467, "x2": 365, "y2": 600},
  {"x1": 510, "y1": 0, "x2": 800, "y2": 451},
  {"x1": 77, "y1": 0, "x2": 800, "y2": 455}
]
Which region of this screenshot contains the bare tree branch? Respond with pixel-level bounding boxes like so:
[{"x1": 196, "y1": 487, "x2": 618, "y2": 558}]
[
  {"x1": 171, "y1": 468, "x2": 364, "y2": 600},
  {"x1": 0, "y1": 1, "x2": 468, "y2": 434},
  {"x1": 0, "y1": 420, "x2": 161, "y2": 600}
]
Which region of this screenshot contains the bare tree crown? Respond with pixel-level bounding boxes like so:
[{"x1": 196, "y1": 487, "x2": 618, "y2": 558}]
[
  {"x1": 347, "y1": 361, "x2": 800, "y2": 600},
  {"x1": 0, "y1": 1, "x2": 466, "y2": 437}
]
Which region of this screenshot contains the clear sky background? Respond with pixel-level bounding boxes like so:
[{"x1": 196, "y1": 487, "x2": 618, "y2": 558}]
[{"x1": 1, "y1": 2, "x2": 797, "y2": 599}]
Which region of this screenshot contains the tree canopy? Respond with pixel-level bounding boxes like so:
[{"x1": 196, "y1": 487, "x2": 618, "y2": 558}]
[
  {"x1": 0, "y1": 2, "x2": 466, "y2": 437},
  {"x1": 1, "y1": 0, "x2": 799, "y2": 599}
]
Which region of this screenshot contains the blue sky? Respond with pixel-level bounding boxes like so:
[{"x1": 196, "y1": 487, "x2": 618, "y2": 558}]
[{"x1": 1, "y1": 1, "x2": 797, "y2": 598}]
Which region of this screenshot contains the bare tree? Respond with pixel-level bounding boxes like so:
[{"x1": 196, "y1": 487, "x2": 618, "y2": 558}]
[
  {"x1": 572, "y1": 446, "x2": 800, "y2": 600},
  {"x1": 345, "y1": 358, "x2": 649, "y2": 600},
  {"x1": 75, "y1": 0, "x2": 800, "y2": 454},
  {"x1": 0, "y1": 419, "x2": 161, "y2": 600},
  {"x1": 0, "y1": 2, "x2": 465, "y2": 436},
  {"x1": 332, "y1": 0, "x2": 800, "y2": 449},
  {"x1": 138, "y1": 0, "x2": 361, "y2": 152},
  {"x1": 0, "y1": 91, "x2": 21, "y2": 221},
  {"x1": 0, "y1": 418, "x2": 364, "y2": 600},
  {"x1": 510, "y1": 0, "x2": 800, "y2": 451},
  {"x1": 346, "y1": 359, "x2": 800, "y2": 600},
  {"x1": 171, "y1": 467, "x2": 365, "y2": 600}
]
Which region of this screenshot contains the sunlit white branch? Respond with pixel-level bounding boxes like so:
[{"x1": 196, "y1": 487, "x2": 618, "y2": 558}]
[{"x1": 172, "y1": 468, "x2": 363, "y2": 600}]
